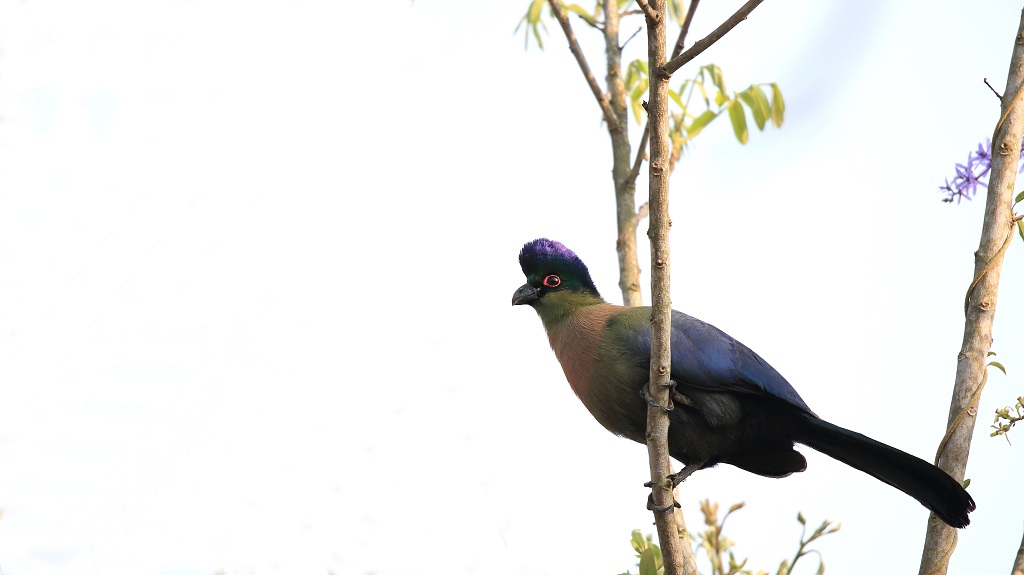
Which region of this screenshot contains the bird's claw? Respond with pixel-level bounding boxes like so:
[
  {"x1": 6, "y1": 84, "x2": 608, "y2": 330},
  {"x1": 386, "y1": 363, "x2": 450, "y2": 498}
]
[
  {"x1": 646, "y1": 493, "x2": 681, "y2": 513},
  {"x1": 640, "y1": 384, "x2": 675, "y2": 412}
]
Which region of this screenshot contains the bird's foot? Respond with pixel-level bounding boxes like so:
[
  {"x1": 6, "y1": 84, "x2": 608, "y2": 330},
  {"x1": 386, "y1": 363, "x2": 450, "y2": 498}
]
[
  {"x1": 640, "y1": 382, "x2": 676, "y2": 412},
  {"x1": 646, "y1": 493, "x2": 681, "y2": 513},
  {"x1": 640, "y1": 380, "x2": 697, "y2": 411},
  {"x1": 667, "y1": 462, "x2": 704, "y2": 488}
]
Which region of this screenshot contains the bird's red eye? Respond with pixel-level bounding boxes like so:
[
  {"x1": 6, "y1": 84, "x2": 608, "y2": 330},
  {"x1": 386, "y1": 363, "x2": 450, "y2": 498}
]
[{"x1": 542, "y1": 274, "x2": 561, "y2": 288}]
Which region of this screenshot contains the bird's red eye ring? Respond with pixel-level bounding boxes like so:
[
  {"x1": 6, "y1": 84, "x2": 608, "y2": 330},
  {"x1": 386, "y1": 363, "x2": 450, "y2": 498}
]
[{"x1": 542, "y1": 274, "x2": 561, "y2": 288}]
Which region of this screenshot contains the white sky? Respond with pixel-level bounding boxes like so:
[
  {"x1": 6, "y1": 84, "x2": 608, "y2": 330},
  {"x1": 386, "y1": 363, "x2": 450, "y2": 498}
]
[{"x1": 1, "y1": 1, "x2": 1023, "y2": 574}]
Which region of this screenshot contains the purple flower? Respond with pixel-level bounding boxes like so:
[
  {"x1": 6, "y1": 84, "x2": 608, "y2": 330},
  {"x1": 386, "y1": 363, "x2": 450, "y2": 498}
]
[{"x1": 940, "y1": 136, "x2": 1015, "y2": 203}]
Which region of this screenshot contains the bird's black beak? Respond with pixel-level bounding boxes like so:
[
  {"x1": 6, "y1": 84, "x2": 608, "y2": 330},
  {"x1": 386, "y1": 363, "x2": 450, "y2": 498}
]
[{"x1": 512, "y1": 283, "x2": 539, "y2": 306}]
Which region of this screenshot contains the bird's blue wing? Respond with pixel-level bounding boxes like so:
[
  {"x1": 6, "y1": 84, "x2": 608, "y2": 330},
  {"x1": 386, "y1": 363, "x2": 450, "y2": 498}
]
[{"x1": 628, "y1": 310, "x2": 814, "y2": 414}]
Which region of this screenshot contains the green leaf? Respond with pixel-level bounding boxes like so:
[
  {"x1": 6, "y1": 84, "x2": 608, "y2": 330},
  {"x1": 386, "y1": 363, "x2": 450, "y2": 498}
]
[
  {"x1": 703, "y1": 64, "x2": 726, "y2": 94},
  {"x1": 563, "y1": 3, "x2": 596, "y2": 26},
  {"x1": 631, "y1": 81, "x2": 649, "y2": 102},
  {"x1": 625, "y1": 59, "x2": 648, "y2": 90},
  {"x1": 963, "y1": 478, "x2": 971, "y2": 489},
  {"x1": 668, "y1": 88, "x2": 683, "y2": 110},
  {"x1": 1017, "y1": 219, "x2": 1024, "y2": 243},
  {"x1": 1014, "y1": 189, "x2": 1024, "y2": 204},
  {"x1": 738, "y1": 88, "x2": 767, "y2": 131},
  {"x1": 639, "y1": 546, "x2": 663, "y2": 575},
  {"x1": 631, "y1": 529, "x2": 647, "y2": 554},
  {"x1": 667, "y1": 0, "x2": 686, "y2": 24},
  {"x1": 738, "y1": 90, "x2": 756, "y2": 113},
  {"x1": 989, "y1": 361, "x2": 1006, "y2": 375},
  {"x1": 751, "y1": 85, "x2": 772, "y2": 130},
  {"x1": 687, "y1": 110, "x2": 718, "y2": 136},
  {"x1": 630, "y1": 79, "x2": 649, "y2": 124},
  {"x1": 769, "y1": 83, "x2": 786, "y2": 128},
  {"x1": 631, "y1": 99, "x2": 643, "y2": 125},
  {"x1": 514, "y1": 0, "x2": 549, "y2": 50},
  {"x1": 797, "y1": 511, "x2": 806, "y2": 525},
  {"x1": 695, "y1": 80, "x2": 711, "y2": 107},
  {"x1": 816, "y1": 561, "x2": 826, "y2": 575},
  {"x1": 988, "y1": 351, "x2": 997, "y2": 357},
  {"x1": 727, "y1": 99, "x2": 748, "y2": 144}
]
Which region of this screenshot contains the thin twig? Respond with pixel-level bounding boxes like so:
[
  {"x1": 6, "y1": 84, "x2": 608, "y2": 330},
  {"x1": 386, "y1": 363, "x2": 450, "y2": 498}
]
[
  {"x1": 672, "y1": 0, "x2": 700, "y2": 57},
  {"x1": 664, "y1": 0, "x2": 767, "y2": 76},
  {"x1": 547, "y1": 0, "x2": 621, "y2": 130},
  {"x1": 629, "y1": 124, "x2": 651, "y2": 183},
  {"x1": 622, "y1": 26, "x2": 643, "y2": 50},
  {"x1": 984, "y1": 77, "x2": 1002, "y2": 99}
]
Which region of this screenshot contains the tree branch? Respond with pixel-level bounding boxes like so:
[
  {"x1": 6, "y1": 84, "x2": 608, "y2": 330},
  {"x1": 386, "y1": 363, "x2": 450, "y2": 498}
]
[
  {"x1": 1013, "y1": 527, "x2": 1024, "y2": 575},
  {"x1": 629, "y1": 124, "x2": 651, "y2": 184},
  {"x1": 621, "y1": 26, "x2": 643, "y2": 50},
  {"x1": 663, "y1": 0, "x2": 767, "y2": 76},
  {"x1": 642, "y1": 0, "x2": 696, "y2": 574},
  {"x1": 547, "y1": 0, "x2": 621, "y2": 130},
  {"x1": 626, "y1": 0, "x2": 701, "y2": 188},
  {"x1": 917, "y1": 8, "x2": 1024, "y2": 575},
  {"x1": 634, "y1": 0, "x2": 661, "y2": 23},
  {"x1": 984, "y1": 77, "x2": 1002, "y2": 99},
  {"x1": 672, "y1": 0, "x2": 700, "y2": 57}
]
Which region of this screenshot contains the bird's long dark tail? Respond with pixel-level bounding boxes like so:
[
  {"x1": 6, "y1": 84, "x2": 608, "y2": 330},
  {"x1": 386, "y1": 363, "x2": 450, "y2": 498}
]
[{"x1": 795, "y1": 415, "x2": 975, "y2": 528}]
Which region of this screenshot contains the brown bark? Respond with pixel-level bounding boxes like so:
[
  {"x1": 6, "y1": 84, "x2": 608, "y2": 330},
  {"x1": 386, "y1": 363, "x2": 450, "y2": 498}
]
[
  {"x1": 1013, "y1": 528, "x2": 1024, "y2": 575},
  {"x1": 917, "y1": 10, "x2": 1024, "y2": 575},
  {"x1": 602, "y1": 0, "x2": 643, "y2": 307},
  {"x1": 643, "y1": 1, "x2": 697, "y2": 574},
  {"x1": 546, "y1": 0, "x2": 641, "y2": 306}
]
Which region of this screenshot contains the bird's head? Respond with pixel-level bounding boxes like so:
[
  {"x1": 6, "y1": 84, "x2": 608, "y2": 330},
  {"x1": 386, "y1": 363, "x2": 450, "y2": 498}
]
[{"x1": 512, "y1": 238, "x2": 601, "y2": 307}]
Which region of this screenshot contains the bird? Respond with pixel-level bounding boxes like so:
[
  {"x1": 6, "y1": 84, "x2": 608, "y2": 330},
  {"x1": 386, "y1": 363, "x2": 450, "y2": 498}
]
[{"x1": 512, "y1": 238, "x2": 975, "y2": 528}]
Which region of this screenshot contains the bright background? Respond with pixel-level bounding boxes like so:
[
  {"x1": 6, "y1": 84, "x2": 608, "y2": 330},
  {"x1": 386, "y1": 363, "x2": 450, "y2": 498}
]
[{"x1": 1, "y1": 1, "x2": 1023, "y2": 574}]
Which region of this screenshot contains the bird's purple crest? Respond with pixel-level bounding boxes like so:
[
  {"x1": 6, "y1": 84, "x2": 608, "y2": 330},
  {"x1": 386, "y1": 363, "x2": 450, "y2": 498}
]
[{"x1": 519, "y1": 238, "x2": 600, "y2": 295}]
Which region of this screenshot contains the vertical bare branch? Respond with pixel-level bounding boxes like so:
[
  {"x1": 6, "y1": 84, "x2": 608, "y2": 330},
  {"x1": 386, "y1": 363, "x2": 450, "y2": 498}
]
[
  {"x1": 643, "y1": 1, "x2": 696, "y2": 574},
  {"x1": 547, "y1": 0, "x2": 640, "y2": 305},
  {"x1": 600, "y1": 0, "x2": 643, "y2": 307},
  {"x1": 918, "y1": 9, "x2": 1024, "y2": 575}
]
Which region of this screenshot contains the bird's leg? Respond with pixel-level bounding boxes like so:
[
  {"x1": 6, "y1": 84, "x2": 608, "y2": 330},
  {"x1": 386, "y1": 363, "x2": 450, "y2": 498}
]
[
  {"x1": 639, "y1": 380, "x2": 700, "y2": 510},
  {"x1": 671, "y1": 389, "x2": 696, "y2": 408},
  {"x1": 668, "y1": 461, "x2": 706, "y2": 488}
]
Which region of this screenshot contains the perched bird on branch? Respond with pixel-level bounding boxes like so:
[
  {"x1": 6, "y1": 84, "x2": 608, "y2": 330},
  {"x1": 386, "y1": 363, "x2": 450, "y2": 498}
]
[{"x1": 512, "y1": 238, "x2": 975, "y2": 528}]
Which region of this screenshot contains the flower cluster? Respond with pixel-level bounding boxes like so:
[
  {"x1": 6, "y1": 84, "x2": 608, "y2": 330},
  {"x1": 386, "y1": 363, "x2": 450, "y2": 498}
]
[{"x1": 941, "y1": 137, "x2": 1024, "y2": 203}]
